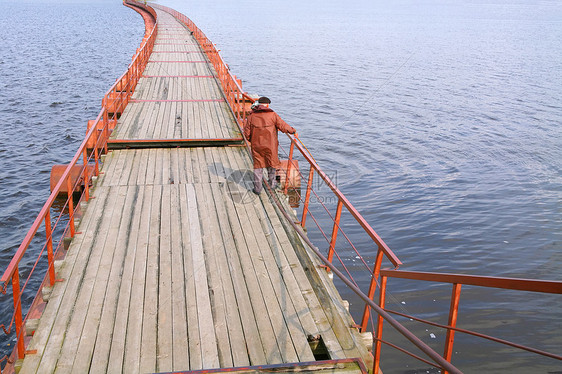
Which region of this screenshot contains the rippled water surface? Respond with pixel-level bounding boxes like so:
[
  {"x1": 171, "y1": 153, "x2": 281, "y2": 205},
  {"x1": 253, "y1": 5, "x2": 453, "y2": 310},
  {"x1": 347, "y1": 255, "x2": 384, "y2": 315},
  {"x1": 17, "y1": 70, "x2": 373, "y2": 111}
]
[{"x1": 1, "y1": 0, "x2": 561, "y2": 372}]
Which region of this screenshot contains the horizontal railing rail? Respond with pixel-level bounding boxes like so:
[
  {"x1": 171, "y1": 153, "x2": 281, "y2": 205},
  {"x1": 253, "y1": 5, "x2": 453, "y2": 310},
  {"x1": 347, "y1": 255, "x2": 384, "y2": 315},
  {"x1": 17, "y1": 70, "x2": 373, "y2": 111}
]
[
  {"x1": 376, "y1": 270, "x2": 562, "y2": 373},
  {"x1": 0, "y1": 1, "x2": 157, "y2": 370}
]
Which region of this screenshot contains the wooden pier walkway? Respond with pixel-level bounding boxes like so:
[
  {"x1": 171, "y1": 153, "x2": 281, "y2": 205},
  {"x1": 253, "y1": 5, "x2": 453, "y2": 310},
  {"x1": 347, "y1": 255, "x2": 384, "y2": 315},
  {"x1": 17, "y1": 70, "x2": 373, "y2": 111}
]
[{"x1": 18, "y1": 8, "x2": 371, "y2": 374}]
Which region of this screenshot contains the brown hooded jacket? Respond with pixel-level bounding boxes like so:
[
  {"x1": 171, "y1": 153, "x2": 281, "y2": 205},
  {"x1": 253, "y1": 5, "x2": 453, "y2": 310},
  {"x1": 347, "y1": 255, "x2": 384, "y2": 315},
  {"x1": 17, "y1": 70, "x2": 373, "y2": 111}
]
[{"x1": 244, "y1": 106, "x2": 295, "y2": 169}]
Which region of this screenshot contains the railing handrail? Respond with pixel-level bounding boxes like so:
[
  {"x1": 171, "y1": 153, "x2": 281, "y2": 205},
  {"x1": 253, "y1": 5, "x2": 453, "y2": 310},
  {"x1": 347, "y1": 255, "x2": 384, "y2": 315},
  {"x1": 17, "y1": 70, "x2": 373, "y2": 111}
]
[
  {"x1": 0, "y1": 107, "x2": 103, "y2": 289},
  {"x1": 288, "y1": 135, "x2": 402, "y2": 268},
  {"x1": 381, "y1": 269, "x2": 562, "y2": 294},
  {"x1": 265, "y1": 186, "x2": 462, "y2": 373}
]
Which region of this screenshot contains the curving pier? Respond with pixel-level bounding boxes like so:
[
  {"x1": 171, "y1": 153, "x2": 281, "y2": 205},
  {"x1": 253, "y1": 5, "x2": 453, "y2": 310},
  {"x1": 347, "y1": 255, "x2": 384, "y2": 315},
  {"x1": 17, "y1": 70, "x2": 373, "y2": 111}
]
[
  {"x1": 6, "y1": 1, "x2": 558, "y2": 373},
  {"x1": 13, "y1": 5, "x2": 371, "y2": 374}
]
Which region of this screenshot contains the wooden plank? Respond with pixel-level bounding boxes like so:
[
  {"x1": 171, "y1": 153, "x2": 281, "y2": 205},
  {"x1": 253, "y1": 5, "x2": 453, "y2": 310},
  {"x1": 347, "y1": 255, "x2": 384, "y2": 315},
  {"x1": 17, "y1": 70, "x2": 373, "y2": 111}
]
[
  {"x1": 209, "y1": 182, "x2": 262, "y2": 366},
  {"x1": 170, "y1": 147, "x2": 180, "y2": 185},
  {"x1": 54, "y1": 185, "x2": 133, "y2": 373},
  {"x1": 157, "y1": 184, "x2": 173, "y2": 371},
  {"x1": 219, "y1": 181, "x2": 283, "y2": 364},
  {"x1": 257, "y1": 192, "x2": 346, "y2": 360},
  {"x1": 220, "y1": 147, "x2": 318, "y2": 361},
  {"x1": 147, "y1": 100, "x2": 163, "y2": 140},
  {"x1": 210, "y1": 147, "x2": 226, "y2": 182},
  {"x1": 170, "y1": 184, "x2": 189, "y2": 370},
  {"x1": 139, "y1": 184, "x2": 163, "y2": 373},
  {"x1": 137, "y1": 100, "x2": 154, "y2": 139},
  {"x1": 154, "y1": 148, "x2": 164, "y2": 185},
  {"x1": 195, "y1": 183, "x2": 232, "y2": 367},
  {"x1": 113, "y1": 99, "x2": 140, "y2": 139},
  {"x1": 266, "y1": 188, "x2": 370, "y2": 363},
  {"x1": 38, "y1": 185, "x2": 128, "y2": 373},
  {"x1": 219, "y1": 101, "x2": 241, "y2": 138},
  {"x1": 19, "y1": 187, "x2": 110, "y2": 373},
  {"x1": 135, "y1": 148, "x2": 149, "y2": 186},
  {"x1": 193, "y1": 101, "x2": 202, "y2": 139},
  {"x1": 78, "y1": 185, "x2": 142, "y2": 373},
  {"x1": 162, "y1": 148, "x2": 171, "y2": 185},
  {"x1": 121, "y1": 184, "x2": 154, "y2": 372},
  {"x1": 197, "y1": 148, "x2": 210, "y2": 183},
  {"x1": 114, "y1": 149, "x2": 133, "y2": 186},
  {"x1": 183, "y1": 148, "x2": 193, "y2": 184},
  {"x1": 182, "y1": 101, "x2": 189, "y2": 138},
  {"x1": 161, "y1": 100, "x2": 174, "y2": 139},
  {"x1": 203, "y1": 100, "x2": 216, "y2": 138},
  {"x1": 179, "y1": 185, "x2": 200, "y2": 369},
  {"x1": 172, "y1": 99, "x2": 181, "y2": 139},
  {"x1": 186, "y1": 184, "x2": 220, "y2": 369},
  {"x1": 205, "y1": 148, "x2": 219, "y2": 184},
  {"x1": 228, "y1": 187, "x2": 302, "y2": 363},
  {"x1": 190, "y1": 147, "x2": 202, "y2": 183},
  {"x1": 212, "y1": 101, "x2": 229, "y2": 139},
  {"x1": 97, "y1": 150, "x2": 117, "y2": 187},
  {"x1": 108, "y1": 150, "x2": 130, "y2": 186},
  {"x1": 245, "y1": 198, "x2": 317, "y2": 362},
  {"x1": 125, "y1": 149, "x2": 141, "y2": 186},
  {"x1": 225, "y1": 146, "x2": 358, "y2": 360}
]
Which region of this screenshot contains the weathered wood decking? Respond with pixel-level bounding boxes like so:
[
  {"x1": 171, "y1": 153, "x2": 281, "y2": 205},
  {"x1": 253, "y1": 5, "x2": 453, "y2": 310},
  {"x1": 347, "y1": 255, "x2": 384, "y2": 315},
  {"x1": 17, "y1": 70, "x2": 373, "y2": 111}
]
[{"x1": 19, "y1": 9, "x2": 370, "y2": 373}]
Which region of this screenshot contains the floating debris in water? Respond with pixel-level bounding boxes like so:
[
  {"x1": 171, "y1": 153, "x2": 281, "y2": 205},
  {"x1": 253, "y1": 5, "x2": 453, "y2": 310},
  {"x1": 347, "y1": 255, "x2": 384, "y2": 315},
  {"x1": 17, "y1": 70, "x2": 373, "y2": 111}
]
[{"x1": 430, "y1": 333, "x2": 436, "y2": 339}]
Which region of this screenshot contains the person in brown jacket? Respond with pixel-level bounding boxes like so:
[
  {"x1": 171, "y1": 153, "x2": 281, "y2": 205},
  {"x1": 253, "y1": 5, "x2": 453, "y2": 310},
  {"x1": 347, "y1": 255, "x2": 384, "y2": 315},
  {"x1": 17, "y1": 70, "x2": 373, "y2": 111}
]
[{"x1": 244, "y1": 96, "x2": 296, "y2": 194}]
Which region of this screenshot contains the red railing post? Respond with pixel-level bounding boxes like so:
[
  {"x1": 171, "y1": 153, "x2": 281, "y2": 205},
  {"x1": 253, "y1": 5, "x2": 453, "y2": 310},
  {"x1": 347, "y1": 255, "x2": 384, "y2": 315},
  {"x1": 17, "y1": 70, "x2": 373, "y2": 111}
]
[
  {"x1": 94, "y1": 127, "x2": 100, "y2": 176},
  {"x1": 67, "y1": 175, "x2": 75, "y2": 237},
  {"x1": 373, "y1": 274, "x2": 387, "y2": 374},
  {"x1": 301, "y1": 167, "x2": 315, "y2": 228},
  {"x1": 12, "y1": 268, "x2": 25, "y2": 360},
  {"x1": 45, "y1": 210, "x2": 55, "y2": 286},
  {"x1": 284, "y1": 137, "x2": 296, "y2": 194},
  {"x1": 82, "y1": 149, "x2": 89, "y2": 202},
  {"x1": 102, "y1": 99, "x2": 109, "y2": 154},
  {"x1": 327, "y1": 199, "x2": 343, "y2": 263},
  {"x1": 443, "y1": 283, "x2": 462, "y2": 374},
  {"x1": 360, "y1": 247, "x2": 384, "y2": 331}
]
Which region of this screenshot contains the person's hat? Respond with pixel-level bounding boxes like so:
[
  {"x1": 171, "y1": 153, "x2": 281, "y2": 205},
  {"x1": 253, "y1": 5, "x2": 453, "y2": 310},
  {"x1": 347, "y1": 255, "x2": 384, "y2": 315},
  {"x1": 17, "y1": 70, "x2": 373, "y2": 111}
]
[{"x1": 258, "y1": 96, "x2": 271, "y2": 104}]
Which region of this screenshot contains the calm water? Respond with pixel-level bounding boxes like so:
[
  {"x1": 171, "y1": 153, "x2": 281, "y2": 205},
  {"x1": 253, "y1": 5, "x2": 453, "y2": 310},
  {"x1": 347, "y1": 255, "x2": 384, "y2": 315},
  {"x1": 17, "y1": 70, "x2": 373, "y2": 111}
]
[{"x1": 1, "y1": 0, "x2": 561, "y2": 372}]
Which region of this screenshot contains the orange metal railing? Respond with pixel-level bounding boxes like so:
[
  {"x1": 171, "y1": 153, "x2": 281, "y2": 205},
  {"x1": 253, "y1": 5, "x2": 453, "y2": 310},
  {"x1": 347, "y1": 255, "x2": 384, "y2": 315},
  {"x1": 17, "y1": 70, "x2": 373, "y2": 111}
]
[
  {"x1": 375, "y1": 270, "x2": 562, "y2": 373},
  {"x1": 0, "y1": 1, "x2": 157, "y2": 370}
]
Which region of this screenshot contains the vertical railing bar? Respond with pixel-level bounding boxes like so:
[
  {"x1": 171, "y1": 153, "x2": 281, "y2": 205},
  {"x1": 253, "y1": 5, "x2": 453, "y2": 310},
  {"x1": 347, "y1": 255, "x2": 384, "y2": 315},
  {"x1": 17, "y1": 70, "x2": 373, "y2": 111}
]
[
  {"x1": 284, "y1": 138, "x2": 296, "y2": 194},
  {"x1": 82, "y1": 148, "x2": 89, "y2": 202},
  {"x1": 443, "y1": 283, "x2": 462, "y2": 374},
  {"x1": 67, "y1": 175, "x2": 75, "y2": 237},
  {"x1": 102, "y1": 99, "x2": 109, "y2": 154},
  {"x1": 301, "y1": 167, "x2": 315, "y2": 228},
  {"x1": 374, "y1": 274, "x2": 387, "y2": 374},
  {"x1": 94, "y1": 126, "x2": 100, "y2": 176},
  {"x1": 327, "y1": 199, "x2": 343, "y2": 263},
  {"x1": 12, "y1": 268, "x2": 24, "y2": 360},
  {"x1": 360, "y1": 246, "x2": 384, "y2": 332},
  {"x1": 45, "y1": 210, "x2": 55, "y2": 286}
]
